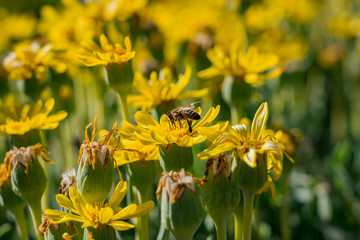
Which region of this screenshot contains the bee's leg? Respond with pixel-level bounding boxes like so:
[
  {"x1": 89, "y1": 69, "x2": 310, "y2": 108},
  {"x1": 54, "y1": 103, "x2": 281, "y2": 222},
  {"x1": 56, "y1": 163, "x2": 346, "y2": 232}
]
[{"x1": 186, "y1": 119, "x2": 192, "y2": 133}]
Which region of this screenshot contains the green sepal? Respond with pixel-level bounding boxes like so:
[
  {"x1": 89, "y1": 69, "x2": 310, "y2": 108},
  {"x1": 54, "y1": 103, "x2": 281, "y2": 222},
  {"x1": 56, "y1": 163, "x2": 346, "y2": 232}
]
[
  {"x1": 232, "y1": 154, "x2": 268, "y2": 194},
  {"x1": 11, "y1": 157, "x2": 47, "y2": 204},
  {"x1": 103, "y1": 62, "x2": 133, "y2": 95},
  {"x1": 159, "y1": 144, "x2": 193, "y2": 172},
  {"x1": 127, "y1": 160, "x2": 156, "y2": 194},
  {"x1": 83, "y1": 225, "x2": 116, "y2": 240},
  {"x1": 202, "y1": 172, "x2": 240, "y2": 228},
  {"x1": 76, "y1": 158, "x2": 114, "y2": 205},
  {"x1": 0, "y1": 180, "x2": 26, "y2": 212},
  {"x1": 161, "y1": 188, "x2": 204, "y2": 240}
]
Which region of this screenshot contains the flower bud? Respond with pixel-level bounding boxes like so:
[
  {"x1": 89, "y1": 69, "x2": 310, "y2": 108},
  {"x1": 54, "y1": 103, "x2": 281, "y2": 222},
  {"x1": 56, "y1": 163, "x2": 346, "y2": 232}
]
[
  {"x1": 127, "y1": 160, "x2": 156, "y2": 195},
  {"x1": 156, "y1": 169, "x2": 204, "y2": 240},
  {"x1": 159, "y1": 144, "x2": 193, "y2": 172},
  {"x1": 8, "y1": 144, "x2": 53, "y2": 204},
  {"x1": 202, "y1": 154, "x2": 240, "y2": 233},
  {"x1": 0, "y1": 164, "x2": 25, "y2": 212},
  {"x1": 76, "y1": 117, "x2": 119, "y2": 205}
]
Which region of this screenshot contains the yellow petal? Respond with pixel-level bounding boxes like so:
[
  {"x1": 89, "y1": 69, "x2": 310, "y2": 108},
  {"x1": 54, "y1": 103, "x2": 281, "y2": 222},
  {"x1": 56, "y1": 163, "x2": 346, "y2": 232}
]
[
  {"x1": 55, "y1": 194, "x2": 78, "y2": 214},
  {"x1": 134, "y1": 111, "x2": 159, "y2": 127},
  {"x1": 251, "y1": 102, "x2": 268, "y2": 140},
  {"x1": 107, "y1": 181, "x2": 127, "y2": 209},
  {"x1": 108, "y1": 221, "x2": 135, "y2": 231},
  {"x1": 243, "y1": 148, "x2": 257, "y2": 168}
]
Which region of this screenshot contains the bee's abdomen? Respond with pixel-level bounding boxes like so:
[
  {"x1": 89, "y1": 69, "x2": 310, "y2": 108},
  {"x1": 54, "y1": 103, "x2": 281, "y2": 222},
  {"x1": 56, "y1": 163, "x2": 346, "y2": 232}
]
[{"x1": 186, "y1": 111, "x2": 201, "y2": 120}]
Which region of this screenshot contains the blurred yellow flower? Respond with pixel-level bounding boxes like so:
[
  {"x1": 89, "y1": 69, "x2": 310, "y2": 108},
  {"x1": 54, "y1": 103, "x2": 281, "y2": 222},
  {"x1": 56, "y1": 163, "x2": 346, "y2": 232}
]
[
  {"x1": 329, "y1": 13, "x2": 360, "y2": 38},
  {"x1": 3, "y1": 41, "x2": 67, "y2": 83},
  {"x1": 255, "y1": 29, "x2": 308, "y2": 64},
  {"x1": 198, "y1": 43, "x2": 281, "y2": 87},
  {"x1": 0, "y1": 97, "x2": 68, "y2": 136},
  {"x1": 127, "y1": 66, "x2": 208, "y2": 112},
  {"x1": 198, "y1": 103, "x2": 289, "y2": 180},
  {"x1": 78, "y1": 34, "x2": 135, "y2": 67},
  {"x1": 44, "y1": 180, "x2": 155, "y2": 231},
  {"x1": 0, "y1": 8, "x2": 36, "y2": 52},
  {"x1": 113, "y1": 139, "x2": 159, "y2": 166},
  {"x1": 120, "y1": 106, "x2": 221, "y2": 148}
]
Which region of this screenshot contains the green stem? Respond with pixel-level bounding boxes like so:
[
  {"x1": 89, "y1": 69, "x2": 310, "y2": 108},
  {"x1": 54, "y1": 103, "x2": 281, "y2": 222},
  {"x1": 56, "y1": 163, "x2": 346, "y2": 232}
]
[
  {"x1": 280, "y1": 171, "x2": 291, "y2": 240},
  {"x1": 242, "y1": 191, "x2": 255, "y2": 240},
  {"x1": 233, "y1": 204, "x2": 243, "y2": 240},
  {"x1": 11, "y1": 207, "x2": 28, "y2": 240},
  {"x1": 119, "y1": 93, "x2": 130, "y2": 122},
  {"x1": 28, "y1": 198, "x2": 44, "y2": 240},
  {"x1": 214, "y1": 218, "x2": 227, "y2": 240},
  {"x1": 230, "y1": 105, "x2": 240, "y2": 125},
  {"x1": 38, "y1": 130, "x2": 49, "y2": 209},
  {"x1": 135, "y1": 190, "x2": 150, "y2": 240}
]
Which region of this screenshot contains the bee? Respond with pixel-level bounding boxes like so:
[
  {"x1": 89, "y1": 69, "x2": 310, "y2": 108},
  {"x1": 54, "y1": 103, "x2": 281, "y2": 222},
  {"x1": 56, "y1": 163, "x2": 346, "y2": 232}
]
[{"x1": 167, "y1": 101, "x2": 201, "y2": 133}]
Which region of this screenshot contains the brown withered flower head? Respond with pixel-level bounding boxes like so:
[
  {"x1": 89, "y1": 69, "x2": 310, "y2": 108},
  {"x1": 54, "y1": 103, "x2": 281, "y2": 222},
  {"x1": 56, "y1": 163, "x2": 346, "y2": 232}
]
[
  {"x1": 59, "y1": 169, "x2": 76, "y2": 196},
  {"x1": 77, "y1": 116, "x2": 120, "y2": 169},
  {"x1": 156, "y1": 169, "x2": 205, "y2": 204},
  {"x1": 205, "y1": 153, "x2": 233, "y2": 181}
]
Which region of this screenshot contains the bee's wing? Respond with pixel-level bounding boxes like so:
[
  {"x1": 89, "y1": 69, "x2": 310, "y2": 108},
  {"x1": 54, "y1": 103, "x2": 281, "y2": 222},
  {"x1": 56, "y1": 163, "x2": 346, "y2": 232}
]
[{"x1": 184, "y1": 101, "x2": 201, "y2": 109}]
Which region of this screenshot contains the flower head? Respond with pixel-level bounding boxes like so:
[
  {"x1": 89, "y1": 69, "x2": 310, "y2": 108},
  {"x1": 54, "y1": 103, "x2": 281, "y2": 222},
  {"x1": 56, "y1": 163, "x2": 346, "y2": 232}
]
[
  {"x1": 127, "y1": 66, "x2": 208, "y2": 112},
  {"x1": 156, "y1": 169, "x2": 204, "y2": 204},
  {"x1": 44, "y1": 180, "x2": 155, "y2": 231},
  {"x1": 2, "y1": 144, "x2": 53, "y2": 179},
  {"x1": 78, "y1": 34, "x2": 135, "y2": 67},
  {"x1": 198, "y1": 103, "x2": 286, "y2": 180},
  {"x1": 3, "y1": 41, "x2": 66, "y2": 82},
  {"x1": 198, "y1": 43, "x2": 281, "y2": 87},
  {"x1": 0, "y1": 97, "x2": 68, "y2": 136},
  {"x1": 120, "y1": 105, "x2": 221, "y2": 148}
]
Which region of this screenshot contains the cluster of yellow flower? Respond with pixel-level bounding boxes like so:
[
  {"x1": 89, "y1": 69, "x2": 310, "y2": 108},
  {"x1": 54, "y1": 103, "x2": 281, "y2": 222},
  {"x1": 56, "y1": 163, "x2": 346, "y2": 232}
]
[{"x1": 1, "y1": 0, "x2": 358, "y2": 239}]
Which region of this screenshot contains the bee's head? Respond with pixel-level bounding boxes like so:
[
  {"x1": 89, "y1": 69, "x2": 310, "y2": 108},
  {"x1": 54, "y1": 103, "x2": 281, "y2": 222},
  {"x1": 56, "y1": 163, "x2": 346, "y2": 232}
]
[{"x1": 167, "y1": 112, "x2": 173, "y2": 121}]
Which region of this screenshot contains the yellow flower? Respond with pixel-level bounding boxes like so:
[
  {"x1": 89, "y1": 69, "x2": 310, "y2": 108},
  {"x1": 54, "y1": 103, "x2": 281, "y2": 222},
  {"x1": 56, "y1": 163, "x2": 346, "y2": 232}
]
[
  {"x1": 44, "y1": 180, "x2": 155, "y2": 231},
  {"x1": 3, "y1": 41, "x2": 67, "y2": 82},
  {"x1": 120, "y1": 106, "x2": 222, "y2": 148},
  {"x1": 0, "y1": 8, "x2": 36, "y2": 52},
  {"x1": 113, "y1": 139, "x2": 159, "y2": 166},
  {"x1": 255, "y1": 29, "x2": 308, "y2": 64},
  {"x1": 198, "y1": 103, "x2": 288, "y2": 180},
  {"x1": 0, "y1": 97, "x2": 68, "y2": 136},
  {"x1": 0, "y1": 143, "x2": 53, "y2": 187},
  {"x1": 198, "y1": 43, "x2": 282, "y2": 87},
  {"x1": 329, "y1": 13, "x2": 360, "y2": 38},
  {"x1": 78, "y1": 34, "x2": 135, "y2": 67},
  {"x1": 127, "y1": 66, "x2": 208, "y2": 112}
]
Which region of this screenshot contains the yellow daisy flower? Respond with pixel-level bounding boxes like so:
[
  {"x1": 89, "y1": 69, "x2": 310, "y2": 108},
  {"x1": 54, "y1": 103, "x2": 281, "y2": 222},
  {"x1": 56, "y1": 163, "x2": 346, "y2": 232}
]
[
  {"x1": 120, "y1": 105, "x2": 222, "y2": 148},
  {"x1": 198, "y1": 103, "x2": 287, "y2": 180},
  {"x1": 198, "y1": 43, "x2": 282, "y2": 87},
  {"x1": 77, "y1": 34, "x2": 135, "y2": 67},
  {"x1": 3, "y1": 41, "x2": 67, "y2": 83},
  {"x1": 127, "y1": 66, "x2": 208, "y2": 112},
  {"x1": 0, "y1": 97, "x2": 68, "y2": 136},
  {"x1": 113, "y1": 139, "x2": 159, "y2": 166},
  {"x1": 44, "y1": 180, "x2": 155, "y2": 231}
]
